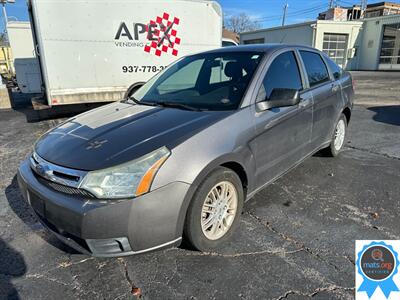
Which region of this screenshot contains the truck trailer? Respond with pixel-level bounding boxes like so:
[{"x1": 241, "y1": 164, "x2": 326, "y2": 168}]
[
  {"x1": 7, "y1": 21, "x2": 41, "y2": 93},
  {"x1": 25, "y1": 0, "x2": 222, "y2": 106}
]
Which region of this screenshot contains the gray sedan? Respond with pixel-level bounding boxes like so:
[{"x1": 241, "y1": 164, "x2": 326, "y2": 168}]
[{"x1": 18, "y1": 44, "x2": 353, "y2": 257}]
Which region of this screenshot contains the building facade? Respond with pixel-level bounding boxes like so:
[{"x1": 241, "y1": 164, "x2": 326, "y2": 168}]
[
  {"x1": 364, "y1": 1, "x2": 400, "y2": 18},
  {"x1": 240, "y1": 14, "x2": 400, "y2": 71}
]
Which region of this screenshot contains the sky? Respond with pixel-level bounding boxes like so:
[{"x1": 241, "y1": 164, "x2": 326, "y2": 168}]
[
  {"x1": 217, "y1": 0, "x2": 368, "y2": 28},
  {"x1": 0, "y1": 0, "x2": 398, "y2": 31}
]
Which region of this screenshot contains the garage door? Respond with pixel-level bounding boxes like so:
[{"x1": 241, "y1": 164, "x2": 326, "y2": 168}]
[
  {"x1": 379, "y1": 23, "x2": 400, "y2": 70},
  {"x1": 322, "y1": 33, "x2": 348, "y2": 68}
]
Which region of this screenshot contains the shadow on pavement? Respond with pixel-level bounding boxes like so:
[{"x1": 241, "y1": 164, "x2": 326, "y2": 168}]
[
  {"x1": 14, "y1": 104, "x2": 105, "y2": 123},
  {"x1": 0, "y1": 238, "x2": 26, "y2": 300},
  {"x1": 5, "y1": 176, "x2": 79, "y2": 255},
  {"x1": 368, "y1": 106, "x2": 400, "y2": 126}
]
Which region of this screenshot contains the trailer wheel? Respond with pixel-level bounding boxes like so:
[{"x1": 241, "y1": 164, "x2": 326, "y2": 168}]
[{"x1": 124, "y1": 82, "x2": 145, "y2": 99}]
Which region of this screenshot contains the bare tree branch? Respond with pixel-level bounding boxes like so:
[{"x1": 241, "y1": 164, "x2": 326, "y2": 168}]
[{"x1": 224, "y1": 13, "x2": 261, "y2": 34}]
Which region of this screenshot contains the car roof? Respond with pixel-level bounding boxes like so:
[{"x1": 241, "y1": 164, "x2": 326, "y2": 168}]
[{"x1": 202, "y1": 43, "x2": 318, "y2": 55}]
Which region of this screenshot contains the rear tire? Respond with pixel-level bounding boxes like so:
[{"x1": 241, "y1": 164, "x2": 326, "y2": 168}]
[
  {"x1": 323, "y1": 114, "x2": 347, "y2": 157},
  {"x1": 184, "y1": 167, "x2": 244, "y2": 251}
]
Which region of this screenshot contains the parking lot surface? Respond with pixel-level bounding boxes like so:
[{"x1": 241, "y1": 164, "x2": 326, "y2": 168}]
[{"x1": 1, "y1": 72, "x2": 400, "y2": 300}]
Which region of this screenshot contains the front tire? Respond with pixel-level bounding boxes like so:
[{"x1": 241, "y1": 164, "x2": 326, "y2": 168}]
[
  {"x1": 323, "y1": 114, "x2": 347, "y2": 157},
  {"x1": 184, "y1": 167, "x2": 244, "y2": 251}
]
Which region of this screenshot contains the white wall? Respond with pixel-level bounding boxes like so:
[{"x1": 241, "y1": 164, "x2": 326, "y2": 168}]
[
  {"x1": 314, "y1": 20, "x2": 363, "y2": 70},
  {"x1": 240, "y1": 22, "x2": 314, "y2": 46},
  {"x1": 7, "y1": 22, "x2": 36, "y2": 60},
  {"x1": 240, "y1": 20, "x2": 363, "y2": 70},
  {"x1": 358, "y1": 15, "x2": 400, "y2": 70}
]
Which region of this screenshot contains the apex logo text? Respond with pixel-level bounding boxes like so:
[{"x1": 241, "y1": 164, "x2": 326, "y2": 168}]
[{"x1": 115, "y1": 13, "x2": 181, "y2": 57}]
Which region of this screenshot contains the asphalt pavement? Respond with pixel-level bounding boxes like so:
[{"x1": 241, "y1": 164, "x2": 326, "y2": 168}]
[{"x1": 0, "y1": 72, "x2": 399, "y2": 300}]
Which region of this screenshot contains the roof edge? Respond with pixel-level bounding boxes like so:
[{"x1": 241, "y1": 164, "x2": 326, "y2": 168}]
[{"x1": 240, "y1": 21, "x2": 316, "y2": 35}]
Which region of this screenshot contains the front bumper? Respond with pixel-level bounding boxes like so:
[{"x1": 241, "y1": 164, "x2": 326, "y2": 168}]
[{"x1": 17, "y1": 158, "x2": 190, "y2": 257}]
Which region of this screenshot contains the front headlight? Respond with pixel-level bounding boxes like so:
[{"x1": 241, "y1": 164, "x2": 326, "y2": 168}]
[{"x1": 80, "y1": 147, "x2": 170, "y2": 199}]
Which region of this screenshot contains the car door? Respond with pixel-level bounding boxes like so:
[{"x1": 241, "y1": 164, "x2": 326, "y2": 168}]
[
  {"x1": 250, "y1": 50, "x2": 313, "y2": 189},
  {"x1": 299, "y1": 50, "x2": 342, "y2": 149}
]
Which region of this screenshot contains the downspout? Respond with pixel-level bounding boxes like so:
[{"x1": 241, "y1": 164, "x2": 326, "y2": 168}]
[{"x1": 311, "y1": 22, "x2": 317, "y2": 48}]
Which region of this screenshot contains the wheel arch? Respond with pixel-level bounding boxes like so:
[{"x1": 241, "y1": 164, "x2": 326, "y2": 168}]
[
  {"x1": 220, "y1": 161, "x2": 248, "y2": 196},
  {"x1": 175, "y1": 154, "x2": 252, "y2": 239},
  {"x1": 342, "y1": 107, "x2": 351, "y2": 124}
]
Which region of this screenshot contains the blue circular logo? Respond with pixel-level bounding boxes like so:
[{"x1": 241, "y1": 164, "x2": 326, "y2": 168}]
[{"x1": 357, "y1": 241, "x2": 400, "y2": 298}]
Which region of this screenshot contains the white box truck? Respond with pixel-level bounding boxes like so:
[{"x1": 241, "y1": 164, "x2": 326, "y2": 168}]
[
  {"x1": 6, "y1": 21, "x2": 42, "y2": 93},
  {"x1": 26, "y1": 0, "x2": 222, "y2": 106}
]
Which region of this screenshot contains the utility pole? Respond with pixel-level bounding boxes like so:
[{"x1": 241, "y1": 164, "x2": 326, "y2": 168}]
[
  {"x1": 361, "y1": 0, "x2": 368, "y2": 18},
  {"x1": 282, "y1": 2, "x2": 288, "y2": 27},
  {"x1": 0, "y1": 0, "x2": 14, "y2": 41},
  {"x1": 2, "y1": 3, "x2": 7, "y2": 30}
]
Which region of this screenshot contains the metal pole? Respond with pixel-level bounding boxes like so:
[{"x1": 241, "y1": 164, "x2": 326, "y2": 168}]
[
  {"x1": 282, "y1": 2, "x2": 288, "y2": 27},
  {"x1": 329, "y1": 0, "x2": 334, "y2": 9},
  {"x1": 361, "y1": 0, "x2": 367, "y2": 18},
  {"x1": 2, "y1": 3, "x2": 7, "y2": 38}
]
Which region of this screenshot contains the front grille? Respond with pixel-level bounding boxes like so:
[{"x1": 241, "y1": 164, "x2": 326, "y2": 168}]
[{"x1": 35, "y1": 173, "x2": 95, "y2": 198}]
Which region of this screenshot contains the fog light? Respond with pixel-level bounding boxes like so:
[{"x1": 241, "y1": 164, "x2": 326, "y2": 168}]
[{"x1": 86, "y1": 237, "x2": 132, "y2": 255}]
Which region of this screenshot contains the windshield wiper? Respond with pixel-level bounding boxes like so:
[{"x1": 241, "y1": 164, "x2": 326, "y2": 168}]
[
  {"x1": 156, "y1": 101, "x2": 203, "y2": 111},
  {"x1": 123, "y1": 96, "x2": 159, "y2": 107}
]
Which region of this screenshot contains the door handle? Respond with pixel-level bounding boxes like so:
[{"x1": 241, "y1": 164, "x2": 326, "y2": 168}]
[
  {"x1": 331, "y1": 84, "x2": 340, "y2": 93},
  {"x1": 299, "y1": 98, "x2": 312, "y2": 109},
  {"x1": 299, "y1": 101, "x2": 308, "y2": 108}
]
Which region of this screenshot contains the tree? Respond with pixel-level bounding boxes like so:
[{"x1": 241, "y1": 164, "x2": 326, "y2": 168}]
[{"x1": 224, "y1": 13, "x2": 261, "y2": 33}]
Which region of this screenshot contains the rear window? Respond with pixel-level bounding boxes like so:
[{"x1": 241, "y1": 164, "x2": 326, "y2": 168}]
[
  {"x1": 324, "y1": 55, "x2": 343, "y2": 80},
  {"x1": 299, "y1": 51, "x2": 330, "y2": 87}
]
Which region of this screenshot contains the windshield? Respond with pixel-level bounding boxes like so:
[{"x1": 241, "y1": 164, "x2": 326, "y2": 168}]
[{"x1": 133, "y1": 51, "x2": 264, "y2": 111}]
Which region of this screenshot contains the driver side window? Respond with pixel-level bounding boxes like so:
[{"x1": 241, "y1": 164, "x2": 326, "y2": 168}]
[{"x1": 256, "y1": 51, "x2": 303, "y2": 102}]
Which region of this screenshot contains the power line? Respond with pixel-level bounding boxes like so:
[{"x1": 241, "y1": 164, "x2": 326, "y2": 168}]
[
  {"x1": 255, "y1": 4, "x2": 327, "y2": 22},
  {"x1": 337, "y1": 0, "x2": 357, "y2": 6}
]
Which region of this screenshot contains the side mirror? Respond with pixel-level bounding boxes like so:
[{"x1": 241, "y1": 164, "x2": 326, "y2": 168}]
[{"x1": 256, "y1": 88, "x2": 301, "y2": 111}]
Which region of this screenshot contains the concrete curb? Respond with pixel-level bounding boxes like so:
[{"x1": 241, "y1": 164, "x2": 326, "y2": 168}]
[{"x1": 354, "y1": 101, "x2": 400, "y2": 107}]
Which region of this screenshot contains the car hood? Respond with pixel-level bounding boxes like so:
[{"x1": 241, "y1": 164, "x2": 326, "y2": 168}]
[{"x1": 35, "y1": 101, "x2": 231, "y2": 170}]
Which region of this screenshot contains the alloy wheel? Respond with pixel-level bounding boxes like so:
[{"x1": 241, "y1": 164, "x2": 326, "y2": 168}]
[
  {"x1": 334, "y1": 119, "x2": 346, "y2": 151},
  {"x1": 201, "y1": 181, "x2": 238, "y2": 240}
]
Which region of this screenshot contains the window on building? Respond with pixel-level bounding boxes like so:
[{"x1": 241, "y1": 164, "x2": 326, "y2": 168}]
[
  {"x1": 299, "y1": 51, "x2": 330, "y2": 87},
  {"x1": 243, "y1": 38, "x2": 265, "y2": 45},
  {"x1": 322, "y1": 33, "x2": 349, "y2": 68},
  {"x1": 256, "y1": 51, "x2": 303, "y2": 101},
  {"x1": 365, "y1": 10, "x2": 381, "y2": 18},
  {"x1": 379, "y1": 23, "x2": 400, "y2": 67}
]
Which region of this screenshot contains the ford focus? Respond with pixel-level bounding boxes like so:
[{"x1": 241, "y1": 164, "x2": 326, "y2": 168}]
[{"x1": 18, "y1": 44, "x2": 353, "y2": 257}]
